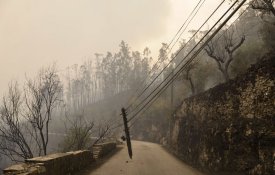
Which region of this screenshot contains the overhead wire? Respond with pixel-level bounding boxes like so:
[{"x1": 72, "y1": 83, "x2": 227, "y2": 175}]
[
  {"x1": 124, "y1": 0, "x2": 207, "y2": 111},
  {"x1": 106, "y1": 0, "x2": 247, "y2": 131},
  {"x1": 127, "y1": 0, "x2": 247, "y2": 123},
  {"x1": 54, "y1": 0, "x2": 247, "y2": 133},
  {"x1": 126, "y1": 0, "x2": 235, "y2": 119},
  {"x1": 166, "y1": 0, "x2": 205, "y2": 51},
  {"x1": 125, "y1": 0, "x2": 226, "y2": 113},
  {"x1": 110, "y1": 0, "x2": 234, "y2": 130},
  {"x1": 107, "y1": 0, "x2": 208, "y2": 130},
  {"x1": 168, "y1": 0, "x2": 206, "y2": 54},
  {"x1": 128, "y1": 3, "x2": 251, "y2": 128}
]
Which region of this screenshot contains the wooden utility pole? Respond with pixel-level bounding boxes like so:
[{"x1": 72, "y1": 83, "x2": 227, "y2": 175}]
[
  {"x1": 121, "y1": 108, "x2": 133, "y2": 159},
  {"x1": 169, "y1": 66, "x2": 174, "y2": 143},
  {"x1": 171, "y1": 66, "x2": 174, "y2": 111}
]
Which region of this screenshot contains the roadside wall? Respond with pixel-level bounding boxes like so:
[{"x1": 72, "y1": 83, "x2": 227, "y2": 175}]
[
  {"x1": 169, "y1": 55, "x2": 275, "y2": 174},
  {"x1": 3, "y1": 142, "x2": 117, "y2": 175},
  {"x1": 93, "y1": 142, "x2": 116, "y2": 159}
]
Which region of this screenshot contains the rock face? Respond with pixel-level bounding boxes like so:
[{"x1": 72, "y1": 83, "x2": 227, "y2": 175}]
[{"x1": 169, "y1": 55, "x2": 275, "y2": 174}]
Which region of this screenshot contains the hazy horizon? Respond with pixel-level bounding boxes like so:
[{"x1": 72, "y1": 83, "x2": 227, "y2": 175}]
[{"x1": 0, "y1": 0, "x2": 230, "y2": 96}]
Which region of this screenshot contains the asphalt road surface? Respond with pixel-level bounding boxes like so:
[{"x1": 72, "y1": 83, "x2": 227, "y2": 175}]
[{"x1": 84, "y1": 141, "x2": 205, "y2": 175}]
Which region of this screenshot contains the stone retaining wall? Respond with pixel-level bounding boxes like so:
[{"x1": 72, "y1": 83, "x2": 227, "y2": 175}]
[
  {"x1": 169, "y1": 55, "x2": 275, "y2": 174},
  {"x1": 93, "y1": 142, "x2": 116, "y2": 159},
  {"x1": 3, "y1": 142, "x2": 117, "y2": 175}
]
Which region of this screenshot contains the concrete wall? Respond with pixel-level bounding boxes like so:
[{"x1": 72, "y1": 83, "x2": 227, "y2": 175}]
[
  {"x1": 169, "y1": 55, "x2": 275, "y2": 174},
  {"x1": 3, "y1": 142, "x2": 117, "y2": 175}
]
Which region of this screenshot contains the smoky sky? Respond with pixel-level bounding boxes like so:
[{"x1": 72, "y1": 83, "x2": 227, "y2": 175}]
[
  {"x1": 0, "y1": 0, "x2": 230, "y2": 96},
  {"x1": 0, "y1": 0, "x2": 171, "y2": 96}
]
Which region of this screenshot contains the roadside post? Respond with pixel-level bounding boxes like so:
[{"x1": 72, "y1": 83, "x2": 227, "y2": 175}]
[{"x1": 121, "y1": 107, "x2": 133, "y2": 159}]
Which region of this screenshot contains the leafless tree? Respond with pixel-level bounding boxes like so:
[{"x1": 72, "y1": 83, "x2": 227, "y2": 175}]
[
  {"x1": 93, "y1": 123, "x2": 111, "y2": 145},
  {"x1": 205, "y1": 29, "x2": 245, "y2": 81},
  {"x1": 24, "y1": 65, "x2": 62, "y2": 156},
  {"x1": 178, "y1": 62, "x2": 197, "y2": 95},
  {"x1": 61, "y1": 114, "x2": 95, "y2": 151},
  {"x1": 60, "y1": 112, "x2": 110, "y2": 152},
  {"x1": 0, "y1": 82, "x2": 34, "y2": 161}
]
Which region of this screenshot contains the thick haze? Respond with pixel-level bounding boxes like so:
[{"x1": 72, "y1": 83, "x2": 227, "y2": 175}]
[{"x1": 0, "y1": 0, "x2": 229, "y2": 96}]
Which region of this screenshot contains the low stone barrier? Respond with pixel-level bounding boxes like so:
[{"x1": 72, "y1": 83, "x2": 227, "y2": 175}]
[
  {"x1": 93, "y1": 142, "x2": 117, "y2": 159},
  {"x1": 3, "y1": 142, "x2": 117, "y2": 175},
  {"x1": 3, "y1": 163, "x2": 46, "y2": 175},
  {"x1": 3, "y1": 150, "x2": 94, "y2": 175}
]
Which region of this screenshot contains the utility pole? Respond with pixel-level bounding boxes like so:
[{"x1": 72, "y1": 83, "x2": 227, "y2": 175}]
[
  {"x1": 169, "y1": 65, "x2": 174, "y2": 144},
  {"x1": 121, "y1": 108, "x2": 133, "y2": 159},
  {"x1": 171, "y1": 65, "x2": 174, "y2": 113}
]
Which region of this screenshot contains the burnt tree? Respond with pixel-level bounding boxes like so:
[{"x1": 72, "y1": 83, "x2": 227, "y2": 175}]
[{"x1": 205, "y1": 29, "x2": 245, "y2": 81}]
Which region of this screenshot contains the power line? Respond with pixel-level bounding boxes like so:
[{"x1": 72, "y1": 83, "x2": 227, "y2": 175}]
[
  {"x1": 127, "y1": 0, "x2": 247, "y2": 123},
  {"x1": 107, "y1": 0, "x2": 247, "y2": 131},
  {"x1": 125, "y1": 0, "x2": 226, "y2": 112},
  {"x1": 125, "y1": 0, "x2": 208, "y2": 111},
  {"x1": 128, "y1": 0, "x2": 247, "y2": 122},
  {"x1": 128, "y1": 4, "x2": 251, "y2": 128},
  {"x1": 125, "y1": 0, "x2": 226, "y2": 113},
  {"x1": 168, "y1": 0, "x2": 207, "y2": 54},
  {"x1": 127, "y1": 0, "x2": 207, "y2": 109},
  {"x1": 126, "y1": 0, "x2": 235, "y2": 118},
  {"x1": 167, "y1": 0, "x2": 205, "y2": 50}
]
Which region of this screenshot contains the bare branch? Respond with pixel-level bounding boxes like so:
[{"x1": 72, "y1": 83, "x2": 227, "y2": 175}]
[
  {"x1": 0, "y1": 82, "x2": 34, "y2": 161},
  {"x1": 24, "y1": 65, "x2": 62, "y2": 155},
  {"x1": 204, "y1": 28, "x2": 245, "y2": 81}
]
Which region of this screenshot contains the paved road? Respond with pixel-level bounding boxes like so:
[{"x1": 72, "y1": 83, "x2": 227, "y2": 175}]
[{"x1": 85, "y1": 141, "x2": 205, "y2": 175}]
